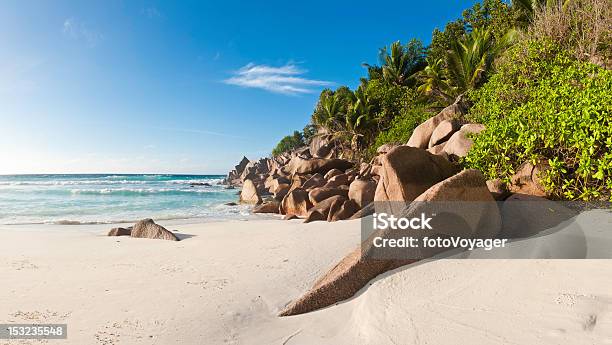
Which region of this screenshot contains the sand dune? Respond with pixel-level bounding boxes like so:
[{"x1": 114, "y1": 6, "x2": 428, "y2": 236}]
[{"x1": 1, "y1": 215, "x2": 611, "y2": 344}]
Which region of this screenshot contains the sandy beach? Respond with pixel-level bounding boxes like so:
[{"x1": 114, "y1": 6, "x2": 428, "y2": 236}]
[{"x1": 2, "y1": 216, "x2": 612, "y2": 345}]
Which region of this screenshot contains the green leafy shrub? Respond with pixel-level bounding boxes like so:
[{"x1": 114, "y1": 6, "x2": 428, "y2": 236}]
[
  {"x1": 369, "y1": 105, "x2": 430, "y2": 156},
  {"x1": 272, "y1": 131, "x2": 305, "y2": 156},
  {"x1": 465, "y1": 40, "x2": 612, "y2": 200}
]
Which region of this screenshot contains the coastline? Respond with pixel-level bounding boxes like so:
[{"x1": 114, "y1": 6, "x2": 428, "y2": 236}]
[{"x1": 2, "y1": 216, "x2": 612, "y2": 344}]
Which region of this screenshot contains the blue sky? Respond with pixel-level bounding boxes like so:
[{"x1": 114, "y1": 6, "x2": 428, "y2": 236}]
[{"x1": 0, "y1": 0, "x2": 476, "y2": 174}]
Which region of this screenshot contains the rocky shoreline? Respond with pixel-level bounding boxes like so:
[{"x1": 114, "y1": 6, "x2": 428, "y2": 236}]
[
  {"x1": 223, "y1": 95, "x2": 560, "y2": 315},
  {"x1": 223, "y1": 96, "x2": 545, "y2": 222}
]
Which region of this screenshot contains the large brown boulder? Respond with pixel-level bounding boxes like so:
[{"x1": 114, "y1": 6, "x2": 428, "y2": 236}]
[
  {"x1": 287, "y1": 157, "x2": 353, "y2": 175},
  {"x1": 487, "y1": 178, "x2": 511, "y2": 200},
  {"x1": 443, "y1": 124, "x2": 485, "y2": 158},
  {"x1": 323, "y1": 168, "x2": 343, "y2": 180},
  {"x1": 279, "y1": 169, "x2": 500, "y2": 316},
  {"x1": 239, "y1": 179, "x2": 262, "y2": 204},
  {"x1": 376, "y1": 143, "x2": 400, "y2": 154},
  {"x1": 509, "y1": 162, "x2": 549, "y2": 197},
  {"x1": 309, "y1": 133, "x2": 335, "y2": 158},
  {"x1": 407, "y1": 95, "x2": 468, "y2": 148},
  {"x1": 108, "y1": 227, "x2": 132, "y2": 236},
  {"x1": 308, "y1": 187, "x2": 349, "y2": 205},
  {"x1": 301, "y1": 173, "x2": 326, "y2": 191},
  {"x1": 303, "y1": 210, "x2": 326, "y2": 223},
  {"x1": 280, "y1": 188, "x2": 313, "y2": 217},
  {"x1": 289, "y1": 174, "x2": 309, "y2": 192},
  {"x1": 501, "y1": 193, "x2": 576, "y2": 239},
  {"x1": 235, "y1": 156, "x2": 250, "y2": 173},
  {"x1": 374, "y1": 146, "x2": 459, "y2": 208},
  {"x1": 358, "y1": 162, "x2": 372, "y2": 177},
  {"x1": 266, "y1": 176, "x2": 290, "y2": 193},
  {"x1": 131, "y1": 219, "x2": 179, "y2": 241},
  {"x1": 252, "y1": 201, "x2": 280, "y2": 214},
  {"x1": 304, "y1": 195, "x2": 347, "y2": 222},
  {"x1": 323, "y1": 173, "x2": 350, "y2": 189},
  {"x1": 273, "y1": 183, "x2": 290, "y2": 201},
  {"x1": 348, "y1": 178, "x2": 376, "y2": 208},
  {"x1": 348, "y1": 202, "x2": 375, "y2": 219},
  {"x1": 428, "y1": 119, "x2": 461, "y2": 148},
  {"x1": 426, "y1": 142, "x2": 448, "y2": 157},
  {"x1": 328, "y1": 199, "x2": 359, "y2": 221}
]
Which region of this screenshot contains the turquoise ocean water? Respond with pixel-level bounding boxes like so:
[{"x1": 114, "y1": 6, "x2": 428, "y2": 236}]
[{"x1": 0, "y1": 174, "x2": 248, "y2": 225}]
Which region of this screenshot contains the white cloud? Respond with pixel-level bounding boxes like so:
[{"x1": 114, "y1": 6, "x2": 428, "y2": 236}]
[
  {"x1": 224, "y1": 63, "x2": 333, "y2": 95},
  {"x1": 62, "y1": 18, "x2": 103, "y2": 46}
]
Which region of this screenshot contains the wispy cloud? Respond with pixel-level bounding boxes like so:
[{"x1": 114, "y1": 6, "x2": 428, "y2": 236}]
[
  {"x1": 62, "y1": 18, "x2": 103, "y2": 47},
  {"x1": 142, "y1": 7, "x2": 162, "y2": 19},
  {"x1": 160, "y1": 127, "x2": 247, "y2": 140},
  {"x1": 224, "y1": 63, "x2": 333, "y2": 95}
]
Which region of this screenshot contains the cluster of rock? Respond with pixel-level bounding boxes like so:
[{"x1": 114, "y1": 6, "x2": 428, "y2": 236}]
[
  {"x1": 224, "y1": 96, "x2": 543, "y2": 224},
  {"x1": 223, "y1": 133, "x2": 378, "y2": 222},
  {"x1": 107, "y1": 218, "x2": 179, "y2": 241},
  {"x1": 224, "y1": 95, "x2": 553, "y2": 316}
]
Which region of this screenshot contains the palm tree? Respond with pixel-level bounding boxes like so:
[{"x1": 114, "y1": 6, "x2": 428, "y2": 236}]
[
  {"x1": 312, "y1": 92, "x2": 343, "y2": 132},
  {"x1": 413, "y1": 57, "x2": 457, "y2": 103},
  {"x1": 445, "y1": 27, "x2": 516, "y2": 93},
  {"x1": 376, "y1": 39, "x2": 426, "y2": 86},
  {"x1": 324, "y1": 85, "x2": 375, "y2": 160}
]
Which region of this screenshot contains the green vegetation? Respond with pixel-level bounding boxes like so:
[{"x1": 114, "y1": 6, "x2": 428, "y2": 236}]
[
  {"x1": 271, "y1": 0, "x2": 611, "y2": 200},
  {"x1": 465, "y1": 40, "x2": 612, "y2": 200},
  {"x1": 272, "y1": 131, "x2": 305, "y2": 156},
  {"x1": 370, "y1": 106, "x2": 430, "y2": 155}
]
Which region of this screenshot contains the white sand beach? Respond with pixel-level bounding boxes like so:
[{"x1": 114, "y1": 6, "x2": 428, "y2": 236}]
[{"x1": 1, "y1": 217, "x2": 612, "y2": 345}]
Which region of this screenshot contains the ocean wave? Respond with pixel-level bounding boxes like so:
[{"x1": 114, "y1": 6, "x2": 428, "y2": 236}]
[
  {"x1": 0, "y1": 203, "x2": 255, "y2": 225},
  {"x1": 0, "y1": 178, "x2": 224, "y2": 187},
  {"x1": 0, "y1": 180, "x2": 150, "y2": 186},
  {"x1": 69, "y1": 187, "x2": 226, "y2": 195}
]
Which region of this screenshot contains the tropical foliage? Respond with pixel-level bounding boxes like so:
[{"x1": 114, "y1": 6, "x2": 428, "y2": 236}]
[
  {"x1": 465, "y1": 40, "x2": 612, "y2": 200},
  {"x1": 271, "y1": 0, "x2": 611, "y2": 200},
  {"x1": 272, "y1": 131, "x2": 305, "y2": 156}
]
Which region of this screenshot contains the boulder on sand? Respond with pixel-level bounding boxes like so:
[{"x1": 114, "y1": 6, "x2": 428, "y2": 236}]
[
  {"x1": 131, "y1": 219, "x2": 179, "y2": 241},
  {"x1": 304, "y1": 195, "x2": 347, "y2": 223},
  {"x1": 348, "y1": 202, "x2": 375, "y2": 219},
  {"x1": 348, "y1": 178, "x2": 376, "y2": 209},
  {"x1": 252, "y1": 201, "x2": 280, "y2": 214},
  {"x1": 280, "y1": 169, "x2": 500, "y2": 316},
  {"x1": 374, "y1": 146, "x2": 459, "y2": 208},
  {"x1": 328, "y1": 199, "x2": 359, "y2": 221},
  {"x1": 303, "y1": 210, "x2": 326, "y2": 223},
  {"x1": 239, "y1": 179, "x2": 262, "y2": 204},
  {"x1": 280, "y1": 188, "x2": 313, "y2": 217},
  {"x1": 108, "y1": 227, "x2": 132, "y2": 236},
  {"x1": 501, "y1": 193, "x2": 576, "y2": 239},
  {"x1": 308, "y1": 187, "x2": 349, "y2": 205}
]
